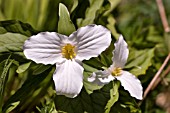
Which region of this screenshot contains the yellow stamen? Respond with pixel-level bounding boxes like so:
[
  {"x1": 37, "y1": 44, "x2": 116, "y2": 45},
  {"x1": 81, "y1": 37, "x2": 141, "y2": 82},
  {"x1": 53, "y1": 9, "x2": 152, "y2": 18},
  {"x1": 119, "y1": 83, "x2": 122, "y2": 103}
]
[
  {"x1": 61, "y1": 43, "x2": 76, "y2": 60},
  {"x1": 111, "y1": 67, "x2": 122, "y2": 76}
]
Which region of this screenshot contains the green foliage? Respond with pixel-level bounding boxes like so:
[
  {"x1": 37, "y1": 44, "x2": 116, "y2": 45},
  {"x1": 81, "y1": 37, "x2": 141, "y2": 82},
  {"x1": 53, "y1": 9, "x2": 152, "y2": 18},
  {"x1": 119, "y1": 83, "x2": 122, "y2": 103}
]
[
  {"x1": 0, "y1": 20, "x2": 37, "y2": 36},
  {"x1": 54, "y1": 82, "x2": 122, "y2": 113},
  {"x1": 0, "y1": 0, "x2": 169, "y2": 113},
  {"x1": 58, "y1": 3, "x2": 76, "y2": 36},
  {"x1": 5, "y1": 101, "x2": 20, "y2": 113},
  {"x1": 77, "y1": 0, "x2": 104, "y2": 27},
  {"x1": 0, "y1": 33, "x2": 27, "y2": 52},
  {"x1": 126, "y1": 48, "x2": 155, "y2": 76},
  {"x1": 0, "y1": 0, "x2": 49, "y2": 30},
  {"x1": 0, "y1": 57, "x2": 13, "y2": 112},
  {"x1": 16, "y1": 62, "x2": 31, "y2": 74},
  {"x1": 105, "y1": 81, "x2": 119, "y2": 113}
]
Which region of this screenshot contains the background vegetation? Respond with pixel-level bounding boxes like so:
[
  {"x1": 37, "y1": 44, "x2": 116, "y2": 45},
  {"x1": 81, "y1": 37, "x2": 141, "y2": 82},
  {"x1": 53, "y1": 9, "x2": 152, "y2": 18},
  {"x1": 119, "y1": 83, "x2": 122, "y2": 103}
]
[{"x1": 0, "y1": 0, "x2": 170, "y2": 113}]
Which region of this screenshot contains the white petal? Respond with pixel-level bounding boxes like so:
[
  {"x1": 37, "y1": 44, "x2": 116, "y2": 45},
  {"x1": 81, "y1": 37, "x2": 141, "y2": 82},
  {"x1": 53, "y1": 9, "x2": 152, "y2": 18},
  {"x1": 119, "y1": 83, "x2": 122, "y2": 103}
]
[
  {"x1": 53, "y1": 60, "x2": 84, "y2": 98},
  {"x1": 116, "y1": 71, "x2": 143, "y2": 100},
  {"x1": 23, "y1": 32, "x2": 67, "y2": 65},
  {"x1": 88, "y1": 70, "x2": 114, "y2": 86},
  {"x1": 69, "y1": 24, "x2": 111, "y2": 61},
  {"x1": 112, "y1": 35, "x2": 129, "y2": 68}
]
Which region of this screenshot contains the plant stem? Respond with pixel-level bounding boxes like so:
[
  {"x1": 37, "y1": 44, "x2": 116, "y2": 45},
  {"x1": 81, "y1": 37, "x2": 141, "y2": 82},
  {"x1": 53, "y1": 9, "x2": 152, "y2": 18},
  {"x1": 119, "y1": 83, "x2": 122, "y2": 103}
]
[
  {"x1": 152, "y1": 65, "x2": 170, "y2": 89},
  {"x1": 143, "y1": 53, "x2": 170, "y2": 99},
  {"x1": 156, "y1": 0, "x2": 170, "y2": 32}
]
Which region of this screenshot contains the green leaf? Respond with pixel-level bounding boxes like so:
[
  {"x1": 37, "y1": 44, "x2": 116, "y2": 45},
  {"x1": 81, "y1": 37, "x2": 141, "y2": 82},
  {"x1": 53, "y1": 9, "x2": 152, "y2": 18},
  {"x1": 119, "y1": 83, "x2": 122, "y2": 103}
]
[
  {"x1": 0, "y1": 57, "x2": 13, "y2": 112},
  {"x1": 70, "y1": 0, "x2": 78, "y2": 13},
  {"x1": 126, "y1": 48, "x2": 155, "y2": 76},
  {"x1": 105, "y1": 81, "x2": 119, "y2": 113},
  {"x1": 146, "y1": 26, "x2": 163, "y2": 43},
  {"x1": 0, "y1": 33, "x2": 28, "y2": 52},
  {"x1": 54, "y1": 88, "x2": 94, "y2": 113},
  {"x1": 54, "y1": 83, "x2": 113, "y2": 113},
  {"x1": 77, "y1": 0, "x2": 104, "y2": 27},
  {"x1": 33, "y1": 64, "x2": 52, "y2": 75},
  {"x1": 2, "y1": 67, "x2": 52, "y2": 112},
  {"x1": 83, "y1": 63, "x2": 98, "y2": 73},
  {"x1": 61, "y1": 0, "x2": 78, "y2": 13},
  {"x1": 104, "y1": 0, "x2": 121, "y2": 16},
  {"x1": 83, "y1": 62, "x2": 104, "y2": 94},
  {"x1": 83, "y1": 57, "x2": 105, "y2": 70},
  {"x1": 83, "y1": 72, "x2": 103, "y2": 94},
  {"x1": 58, "y1": 3, "x2": 76, "y2": 36},
  {"x1": 5, "y1": 101, "x2": 20, "y2": 113},
  {"x1": 106, "y1": 15, "x2": 120, "y2": 39},
  {"x1": 36, "y1": 100, "x2": 58, "y2": 113},
  {"x1": 16, "y1": 62, "x2": 31, "y2": 74},
  {"x1": 100, "y1": 54, "x2": 112, "y2": 67},
  {"x1": 0, "y1": 20, "x2": 37, "y2": 36}
]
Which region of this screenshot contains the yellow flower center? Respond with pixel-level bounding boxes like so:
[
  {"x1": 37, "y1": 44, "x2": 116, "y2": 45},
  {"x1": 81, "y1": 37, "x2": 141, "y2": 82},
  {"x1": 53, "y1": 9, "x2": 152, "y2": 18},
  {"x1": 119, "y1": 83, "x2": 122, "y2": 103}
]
[
  {"x1": 111, "y1": 67, "x2": 122, "y2": 76},
  {"x1": 61, "y1": 43, "x2": 76, "y2": 60}
]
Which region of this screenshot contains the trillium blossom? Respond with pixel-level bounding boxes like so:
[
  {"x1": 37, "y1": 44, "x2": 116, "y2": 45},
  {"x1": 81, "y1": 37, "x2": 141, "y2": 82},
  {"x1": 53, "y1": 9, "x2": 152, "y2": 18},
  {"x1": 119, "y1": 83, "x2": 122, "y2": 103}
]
[
  {"x1": 23, "y1": 24, "x2": 111, "y2": 98},
  {"x1": 88, "y1": 35, "x2": 143, "y2": 100}
]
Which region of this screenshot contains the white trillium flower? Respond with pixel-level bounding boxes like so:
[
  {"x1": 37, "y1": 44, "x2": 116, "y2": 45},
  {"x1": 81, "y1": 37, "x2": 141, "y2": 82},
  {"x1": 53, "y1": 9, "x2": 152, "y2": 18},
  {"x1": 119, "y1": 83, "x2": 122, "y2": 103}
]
[
  {"x1": 23, "y1": 24, "x2": 111, "y2": 98},
  {"x1": 88, "y1": 35, "x2": 143, "y2": 100}
]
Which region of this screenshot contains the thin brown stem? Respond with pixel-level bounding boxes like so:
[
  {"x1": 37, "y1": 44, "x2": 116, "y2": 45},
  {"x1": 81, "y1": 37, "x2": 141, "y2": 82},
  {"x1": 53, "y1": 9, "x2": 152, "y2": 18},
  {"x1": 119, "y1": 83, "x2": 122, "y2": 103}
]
[
  {"x1": 152, "y1": 65, "x2": 170, "y2": 90},
  {"x1": 156, "y1": 0, "x2": 170, "y2": 32},
  {"x1": 143, "y1": 53, "x2": 170, "y2": 99}
]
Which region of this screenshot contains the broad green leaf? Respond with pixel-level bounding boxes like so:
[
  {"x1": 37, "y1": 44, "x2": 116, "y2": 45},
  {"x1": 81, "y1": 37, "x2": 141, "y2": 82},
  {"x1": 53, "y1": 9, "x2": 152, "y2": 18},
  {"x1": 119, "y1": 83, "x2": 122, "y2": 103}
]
[
  {"x1": 0, "y1": 20, "x2": 37, "y2": 36},
  {"x1": 0, "y1": 57, "x2": 13, "y2": 112},
  {"x1": 58, "y1": 3, "x2": 76, "y2": 36},
  {"x1": 126, "y1": 48, "x2": 155, "y2": 76},
  {"x1": 77, "y1": 0, "x2": 104, "y2": 27},
  {"x1": 54, "y1": 88, "x2": 94, "y2": 113},
  {"x1": 54, "y1": 84, "x2": 112, "y2": 113},
  {"x1": 16, "y1": 62, "x2": 31, "y2": 74},
  {"x1": 90, "y1": 83, "x2": 113, "y2": 113},
  {"x1": 0, "y1": 33, "x2": 28, "y2": 52},
  {"x1": 105, "y1": 81, "x2": 119, "y2": 113}
]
